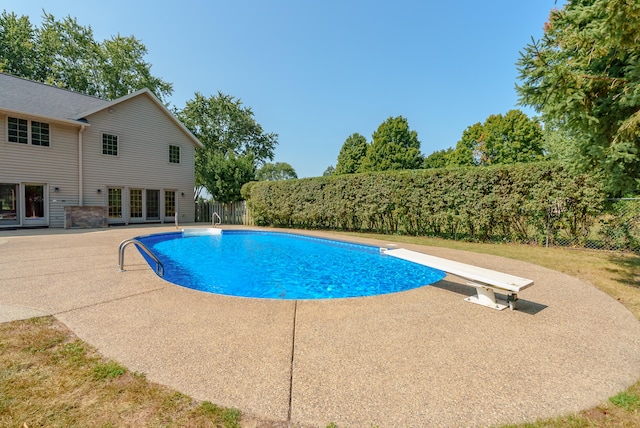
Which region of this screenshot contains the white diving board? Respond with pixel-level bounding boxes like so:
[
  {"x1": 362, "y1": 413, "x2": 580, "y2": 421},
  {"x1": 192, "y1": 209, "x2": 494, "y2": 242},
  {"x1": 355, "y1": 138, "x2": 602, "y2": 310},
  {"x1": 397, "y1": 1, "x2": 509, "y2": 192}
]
[{"x1": 382, "y1": 248, "x2": 534, "y2": 310}]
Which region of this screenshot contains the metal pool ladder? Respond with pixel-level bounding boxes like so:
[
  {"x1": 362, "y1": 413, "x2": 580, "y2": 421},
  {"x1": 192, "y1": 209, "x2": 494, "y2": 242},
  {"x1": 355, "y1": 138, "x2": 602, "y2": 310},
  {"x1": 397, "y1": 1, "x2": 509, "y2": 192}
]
[
  {"x1": 118, "y1": 238, "x2": 164, "y2": 277},
  {"x1": 212, "y1": 211, "x2": 221, "y2": 226}
]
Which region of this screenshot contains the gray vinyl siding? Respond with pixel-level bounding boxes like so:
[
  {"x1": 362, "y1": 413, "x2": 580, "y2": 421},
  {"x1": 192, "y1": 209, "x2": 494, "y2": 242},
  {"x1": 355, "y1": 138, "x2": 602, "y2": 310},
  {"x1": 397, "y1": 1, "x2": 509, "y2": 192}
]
[
  {"x1": 0, "y1": 112, "x2": 80, "y2": 227},
  {"x1": 81, "y1": 93, "x2": 196, "y2": 223}
]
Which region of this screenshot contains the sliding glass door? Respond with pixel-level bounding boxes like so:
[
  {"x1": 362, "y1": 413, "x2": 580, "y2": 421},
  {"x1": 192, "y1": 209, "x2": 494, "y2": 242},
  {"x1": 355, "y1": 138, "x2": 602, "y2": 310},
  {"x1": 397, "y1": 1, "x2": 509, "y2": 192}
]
[{"x1": 146, "y1": 189, "x2": 159, "y2": 220}]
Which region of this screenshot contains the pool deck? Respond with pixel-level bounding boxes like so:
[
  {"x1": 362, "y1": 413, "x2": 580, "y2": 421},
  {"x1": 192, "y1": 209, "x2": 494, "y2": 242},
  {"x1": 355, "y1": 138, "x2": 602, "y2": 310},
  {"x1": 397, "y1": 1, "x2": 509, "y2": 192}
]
[{"x1": 1, "y1": 224, "x2": 640, "y2": 428}]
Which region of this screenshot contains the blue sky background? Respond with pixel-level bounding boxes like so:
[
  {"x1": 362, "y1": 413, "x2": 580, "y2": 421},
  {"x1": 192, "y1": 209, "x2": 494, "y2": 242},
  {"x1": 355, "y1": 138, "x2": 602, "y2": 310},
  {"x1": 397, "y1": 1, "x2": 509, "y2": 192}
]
[{"x1": 4, "y1": 1, "x2": 563, "y2": 178}]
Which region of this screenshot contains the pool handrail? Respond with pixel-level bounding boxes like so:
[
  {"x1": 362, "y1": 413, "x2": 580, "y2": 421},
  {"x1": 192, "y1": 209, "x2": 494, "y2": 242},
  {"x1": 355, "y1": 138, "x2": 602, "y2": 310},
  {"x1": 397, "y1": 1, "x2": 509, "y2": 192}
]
[
  {"x1": 212, "y1": 211, "x2": 221, "y2": 227},
  {"x1": 118, "y1": 238, "x2": 164, "y2": 277}
]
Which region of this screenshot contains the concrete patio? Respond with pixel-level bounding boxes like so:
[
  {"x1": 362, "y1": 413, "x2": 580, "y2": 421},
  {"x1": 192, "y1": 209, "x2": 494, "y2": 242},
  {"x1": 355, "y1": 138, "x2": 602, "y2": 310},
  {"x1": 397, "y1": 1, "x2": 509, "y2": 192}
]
[{"x1": 1, "y1": 224, "x2": 640, "y2": 427}]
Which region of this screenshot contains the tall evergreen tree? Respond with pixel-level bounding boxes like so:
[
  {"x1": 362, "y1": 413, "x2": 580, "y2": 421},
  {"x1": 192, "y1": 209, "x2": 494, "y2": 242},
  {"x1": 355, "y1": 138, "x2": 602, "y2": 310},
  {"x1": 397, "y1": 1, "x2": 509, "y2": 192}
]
[
  {"x1": 360, "y1": 116, "x2": 423, "y2": 172},
  {"x1": 517, "y1": 0, "x2": 640, "y2": 194},
  {"x1": 334, "y1": 133, "x2": 368, "y2": 174}
]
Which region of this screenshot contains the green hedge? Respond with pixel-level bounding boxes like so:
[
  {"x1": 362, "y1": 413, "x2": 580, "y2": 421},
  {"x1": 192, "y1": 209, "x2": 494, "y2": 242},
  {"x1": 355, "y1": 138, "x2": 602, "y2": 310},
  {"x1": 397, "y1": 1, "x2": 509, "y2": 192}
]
[{"x1": 241, "y1": 162, "x2": 605, "y2": 244}]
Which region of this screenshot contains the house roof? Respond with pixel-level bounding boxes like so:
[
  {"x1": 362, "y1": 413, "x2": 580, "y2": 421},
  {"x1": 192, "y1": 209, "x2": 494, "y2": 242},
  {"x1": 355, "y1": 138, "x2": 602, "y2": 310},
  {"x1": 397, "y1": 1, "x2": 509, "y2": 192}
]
[
  {"x1": 0, "y1": 73, "x2": 108, "y2": 120},
  {"x1": 0, "y1": 72, "x2": 202, "y2": 148}
]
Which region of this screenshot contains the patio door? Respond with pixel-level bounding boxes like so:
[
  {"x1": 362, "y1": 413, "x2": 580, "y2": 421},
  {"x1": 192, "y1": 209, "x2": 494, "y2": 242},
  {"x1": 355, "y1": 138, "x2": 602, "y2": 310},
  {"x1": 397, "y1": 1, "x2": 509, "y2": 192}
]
[
  {"x1": 107, "y1": 187, "x2": 124, "y2": 224},
  {"x1": 0, "y1": 183, "x2": 19, "y2": 226},
  {"x1": 23, "y1": 184, "x2": 47, "y2": 226},
  {"x1": 164, "y1": 190, "x2": 176, "y2": 222},
  {"x1": 146, "y1": 189, "x2": 160, "y2": 221},
  {"x1": 129, "y1": 188, "x2": 143, "y2": 223}
]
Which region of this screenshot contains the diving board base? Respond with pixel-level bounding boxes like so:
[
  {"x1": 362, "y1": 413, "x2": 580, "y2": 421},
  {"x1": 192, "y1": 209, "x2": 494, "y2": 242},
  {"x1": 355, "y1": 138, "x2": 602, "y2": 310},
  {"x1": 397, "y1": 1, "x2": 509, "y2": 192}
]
[
  {"x1": 464, "y1": 286, "x2": 509, "y2": 311},
  {"x1": 464, "y1": 282, "x2": 516, "y2": 310}
]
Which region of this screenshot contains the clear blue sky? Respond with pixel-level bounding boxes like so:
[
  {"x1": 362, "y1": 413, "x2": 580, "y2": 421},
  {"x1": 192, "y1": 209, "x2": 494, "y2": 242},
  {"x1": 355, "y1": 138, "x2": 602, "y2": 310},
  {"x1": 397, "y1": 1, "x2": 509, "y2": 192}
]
[{"x1": 4, "y1": 0, "x2": 563, "y2": 178}]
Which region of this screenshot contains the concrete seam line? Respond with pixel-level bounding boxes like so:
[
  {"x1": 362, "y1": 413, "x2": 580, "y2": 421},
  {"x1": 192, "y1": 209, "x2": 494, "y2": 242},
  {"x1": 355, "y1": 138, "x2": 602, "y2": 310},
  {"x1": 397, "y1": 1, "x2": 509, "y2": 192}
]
[
  {"x1": 51, "y1": 286, "x2": 168, "y2": 317},
  {"x1": 287, "y1": 300, "x2": 298, "y2": 423}
]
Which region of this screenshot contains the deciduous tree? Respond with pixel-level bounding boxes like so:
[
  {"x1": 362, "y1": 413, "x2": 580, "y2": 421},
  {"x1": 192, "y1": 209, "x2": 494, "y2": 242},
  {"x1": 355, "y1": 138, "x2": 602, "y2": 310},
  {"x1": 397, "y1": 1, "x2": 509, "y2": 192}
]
[
  {"x1": 0, "y1": 10, "x2": 172, "y2": 102},
  {"x1": 0, "y1": 12, "x2": 38, "y2": 80},
  {"x1": 423, "y1": 148, "x2": 453, "y2": 169},
  {"x1": 256, "y1": 162, "x2": 298, "y2": 181},
  {"x1": 448, "y1": 110, "x2": 544, "y2": 166},
  {"x1": 177, "y1": 92, "x2": 278, "y2": 201},
  {"x1": 202, "y1": 152, "x2": 256, "y2": 204}
]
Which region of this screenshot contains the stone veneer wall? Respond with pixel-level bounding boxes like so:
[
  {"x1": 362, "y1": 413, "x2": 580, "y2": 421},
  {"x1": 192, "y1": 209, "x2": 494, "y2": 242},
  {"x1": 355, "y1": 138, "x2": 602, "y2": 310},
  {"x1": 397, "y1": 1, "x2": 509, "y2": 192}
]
[{"x1": 64, "y1": 206, "x2": 108, "y2": 229}]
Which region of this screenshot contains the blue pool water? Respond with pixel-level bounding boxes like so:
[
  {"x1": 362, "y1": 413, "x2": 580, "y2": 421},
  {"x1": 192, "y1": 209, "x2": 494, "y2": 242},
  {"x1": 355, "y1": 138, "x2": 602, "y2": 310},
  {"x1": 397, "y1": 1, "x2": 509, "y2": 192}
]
[{"x1": 135, "y1": 230, "x2": 446, "y2": 299}]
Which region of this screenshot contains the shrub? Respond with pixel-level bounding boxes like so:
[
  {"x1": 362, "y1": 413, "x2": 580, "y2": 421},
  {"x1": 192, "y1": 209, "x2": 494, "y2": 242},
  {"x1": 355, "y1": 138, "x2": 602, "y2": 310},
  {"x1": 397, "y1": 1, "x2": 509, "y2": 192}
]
[{"x1": 242, "y1": 162, "x2": 606, "y2": 245}]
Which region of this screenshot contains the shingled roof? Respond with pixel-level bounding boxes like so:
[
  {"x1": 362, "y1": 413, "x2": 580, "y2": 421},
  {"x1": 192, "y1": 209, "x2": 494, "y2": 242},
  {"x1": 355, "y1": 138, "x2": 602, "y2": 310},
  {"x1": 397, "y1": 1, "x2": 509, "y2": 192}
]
[
  {"x1": 0, "y1": 72, "x2": 108, "y2": 122},
  {"x1": 0, "y1": 72, "x2": 202, "y2": 147}
]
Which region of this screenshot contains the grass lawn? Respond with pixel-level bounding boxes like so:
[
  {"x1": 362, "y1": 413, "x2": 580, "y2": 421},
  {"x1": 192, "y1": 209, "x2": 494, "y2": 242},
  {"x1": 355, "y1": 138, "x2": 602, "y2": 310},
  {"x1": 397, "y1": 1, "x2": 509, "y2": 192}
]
[{"x1": 1, "y1": 232, "x2": 639, "y2": 427}]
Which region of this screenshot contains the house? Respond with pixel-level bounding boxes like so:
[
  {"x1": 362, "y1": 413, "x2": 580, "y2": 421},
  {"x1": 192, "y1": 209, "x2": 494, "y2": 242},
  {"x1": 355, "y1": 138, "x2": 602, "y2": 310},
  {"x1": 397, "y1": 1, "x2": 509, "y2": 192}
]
[{"x1": 0, "y1": 73, "x2": 202, "y2": 228}]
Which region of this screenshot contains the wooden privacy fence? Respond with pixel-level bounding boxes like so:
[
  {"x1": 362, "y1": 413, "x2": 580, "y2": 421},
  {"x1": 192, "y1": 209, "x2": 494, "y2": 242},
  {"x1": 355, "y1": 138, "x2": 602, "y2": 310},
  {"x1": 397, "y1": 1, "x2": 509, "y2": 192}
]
[{"x1": 195, "y1": 200, "x2": 251, "y2": 225}]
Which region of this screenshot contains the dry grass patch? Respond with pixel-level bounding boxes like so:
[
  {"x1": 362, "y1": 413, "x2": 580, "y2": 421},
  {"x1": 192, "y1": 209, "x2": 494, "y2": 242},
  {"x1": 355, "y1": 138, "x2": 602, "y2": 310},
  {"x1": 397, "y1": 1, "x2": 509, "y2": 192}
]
[{"x1": 0, "y1": 316, "x2": 241, "y2": 428}]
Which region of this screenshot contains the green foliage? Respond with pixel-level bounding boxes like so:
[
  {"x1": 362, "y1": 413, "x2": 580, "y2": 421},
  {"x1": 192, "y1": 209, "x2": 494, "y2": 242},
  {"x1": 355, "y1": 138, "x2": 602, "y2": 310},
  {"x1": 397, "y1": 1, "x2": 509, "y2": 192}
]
[
  {"x1": 448, "y1": 110, "x2": 544, "y2": 167},
  {"x1": 256, "y1": 162, "x2": 297, "y2": 181},
  {"x1": 423, "y1": 148, "x2": 453, "y2": 169},
  {"x1": 448, "y1": 123, "x2": 482, "y2": 167},
  {"x1": 202, "y1": 152, "x2": 256, "y2": 203},
  {"x1": 244, "y1": 163, "x2": 607, "y2": 246},
  {"x1": 0, "y1": 10, "x2": 172, "y2": 102},
  {"x1": 516, "y1": 0, "x2": 640, "y2": 195},
  {"x1": 176, "y1": 91, "x2": 277, "y2": 201},
  {"x1": 195, "y1": 401, "x2": 241, "y2": 428},
  {"x1": 334, "y1": 132, "x2": 369, "y2": 174},
  {"x1": 610, "y1": 391, "x2": 640, "y2": 411},
  {"x1": 542, "y1": 125, "x2": 579, "y2": 164},
  {"x1": 177, "y1": 92, "x2": 277, "y2": 164},
  {"x1": 0, "y1": 11, "x2": 38, "y2": 79},
  {"x1": 599, "y1": 198, "x2": 640, "y2": 252},
  {"x1": 360, "y1": 116, "x2": 423, "y2": 172},
  {"x1": 323, "y1": 165, "x2": 335, "y2": 176},
  {"x1": 92, "y1": 361, "x2": 127, "y2": 380}
]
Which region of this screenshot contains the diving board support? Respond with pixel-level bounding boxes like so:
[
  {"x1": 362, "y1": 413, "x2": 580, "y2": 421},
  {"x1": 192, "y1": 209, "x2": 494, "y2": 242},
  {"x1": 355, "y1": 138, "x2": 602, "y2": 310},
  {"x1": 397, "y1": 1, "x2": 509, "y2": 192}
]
[
  {"x1": 464, "y1": 281, "x2": 511, "y2": 311},
  {"x1": 382, "y1": 248, "x2": 533, "y2": 311}
]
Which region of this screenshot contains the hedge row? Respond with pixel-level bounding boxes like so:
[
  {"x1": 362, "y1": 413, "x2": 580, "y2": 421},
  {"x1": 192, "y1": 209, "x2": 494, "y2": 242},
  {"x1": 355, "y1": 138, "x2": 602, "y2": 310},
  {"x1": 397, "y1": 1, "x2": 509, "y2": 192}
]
[{"x1": 241, "y1": 163, "x2": 605, "y2": 244}]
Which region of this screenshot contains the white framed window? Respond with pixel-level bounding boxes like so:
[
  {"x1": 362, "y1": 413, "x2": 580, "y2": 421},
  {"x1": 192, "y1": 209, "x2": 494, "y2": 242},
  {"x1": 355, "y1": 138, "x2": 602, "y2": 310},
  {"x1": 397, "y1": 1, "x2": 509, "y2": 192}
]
[
  {"x1": 31, "y1": 121, "x2": 50, "y2": 146},
  {"x1": 102, "y1": 133, "x2": 118, "y2": 156},
  {"x1": 169, "y1": 145, "x2": 180, "y2": 163},
  {"x1": 7, "y1": 117, "x2": 49, "y2": 146}
]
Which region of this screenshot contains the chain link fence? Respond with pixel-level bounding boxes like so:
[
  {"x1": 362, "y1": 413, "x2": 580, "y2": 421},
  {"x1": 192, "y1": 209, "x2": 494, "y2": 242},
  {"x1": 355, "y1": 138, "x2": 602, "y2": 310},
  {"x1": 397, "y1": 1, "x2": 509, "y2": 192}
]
[
  {"x1": 196, "y1": 198, "x2": 639, "y2": 254},
  {"x1": 548, "y1": 198, "x2": 639, "y2": 253}
]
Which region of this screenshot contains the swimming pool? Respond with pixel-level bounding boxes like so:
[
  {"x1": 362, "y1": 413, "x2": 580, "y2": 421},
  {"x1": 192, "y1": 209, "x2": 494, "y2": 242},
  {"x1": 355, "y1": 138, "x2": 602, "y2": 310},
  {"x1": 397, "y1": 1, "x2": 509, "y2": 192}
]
[{"x1": 134, "y1": 230, "x2": 446, "y2": 299}]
